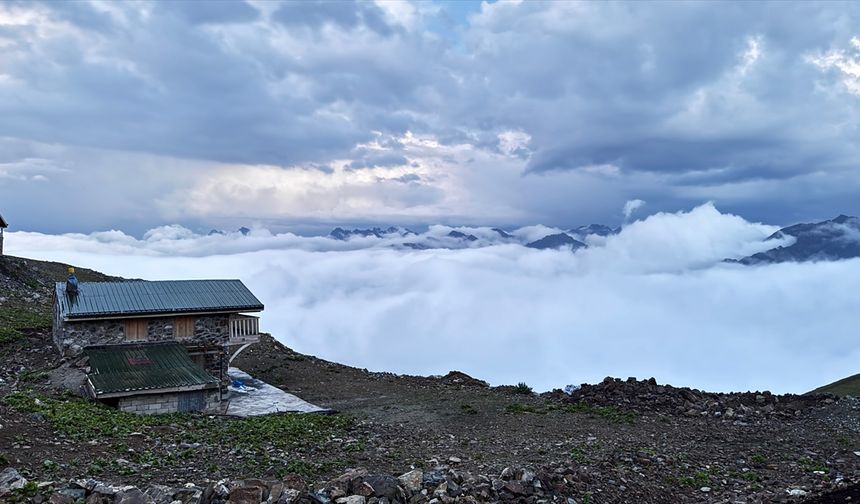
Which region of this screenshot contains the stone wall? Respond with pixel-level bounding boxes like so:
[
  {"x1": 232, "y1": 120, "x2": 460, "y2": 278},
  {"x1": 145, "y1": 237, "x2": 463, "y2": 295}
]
[
  {"x1": 118, "y1": 390, "x2": 220, "y2": 415},
  {"x1": 54, "y1": 314, "x2": 230, "y2": 356},
  {"x1": 53, "y1": 313, "x2": 232, "y2": 388}
]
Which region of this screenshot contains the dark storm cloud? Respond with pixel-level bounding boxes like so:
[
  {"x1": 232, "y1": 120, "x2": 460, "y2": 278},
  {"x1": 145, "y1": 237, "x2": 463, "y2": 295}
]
[
  {"x1": 348, "y1": 152, "x2": 409, "y2": 170},
  {"x1": 0, "y1": 1, "x2": 386, "y2": 165},
  {"x1": 451, "y1": 2, "x2": 860, "y2": 191},
  {"x1": 394, "y1": 173, "x2": 421, "y2": 183},
  {"x1": 163, "y1": 0, "x2": 259, "y2": 25},
  {"x1": 272, "y1": 0, "x2": 393, "y2": 36},
  {"x1": 528, "y1": 136, "x2": 842, "y2": 183},
  {"x1": 1, "y1": 1, "x2": 860, "y2": 231}
]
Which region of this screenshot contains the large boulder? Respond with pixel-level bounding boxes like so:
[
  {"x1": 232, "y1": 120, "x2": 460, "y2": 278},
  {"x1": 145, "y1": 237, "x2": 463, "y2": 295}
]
[
  {"x1": 114, "y1": 488, "x2": 156, "y2": 504},
  {"x1": 227, "y1": 485, "x2": 263, "y2": 504},
  {"x1": 360, "y1": 475, "x2": 403, "y2": 501},
  {"x1": 397, "y1": 470, "x2": 423, "y2": 493},
  {"x1": 0, "y1": 468, "x2": 27, "y2": 497}
]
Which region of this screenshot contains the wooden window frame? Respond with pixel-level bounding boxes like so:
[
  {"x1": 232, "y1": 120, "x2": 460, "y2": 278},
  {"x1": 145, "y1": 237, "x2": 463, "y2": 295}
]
[
  {"x1": 175, "y1": 316, "x2": 196, "y2": 340},
  {"x1": 124, "y1": 319, "x2": 148, "y2": 342}
]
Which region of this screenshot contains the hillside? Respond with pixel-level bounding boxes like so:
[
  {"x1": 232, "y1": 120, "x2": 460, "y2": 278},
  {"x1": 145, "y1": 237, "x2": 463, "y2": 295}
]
[
  {"x1": 1, "y1": 254, "x2": 860, "y2": 503},
  {"x1": 809, "y1": 374, "x2": 860, "y2": 398},
  {"x1": 0, "y1": 256, "x2": 118, "y2": 345},
  {"x1": 732, "y1": 215, "x2": 860, "y2": 264}
]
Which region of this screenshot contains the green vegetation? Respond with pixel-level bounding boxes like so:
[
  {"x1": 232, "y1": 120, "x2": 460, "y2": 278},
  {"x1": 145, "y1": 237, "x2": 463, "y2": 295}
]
[
  {"x1": 639, "y1": 447, "x2": 657, "y2": 456},
  {"x1": 4, "y1": 391, "x2": 353, "y2": 452},
  {"x1": 750, "y1": 454, "x2": 767, "y2": 465},
  {"x1": 798, "y1": 457, "x2": 829, "y2": 474},
  {"x1": 513, "y1": 382, "x2": 534, "y2": 395},
  {"x1": 41, "y1": 459, "x2": 60, "y2": 473},
  {"x1": 4, "y1": 481, "x2": 48, "y2": 504},
  {"x1": 0, "y1": 305, "x2": 51, "y2": 345},
  {"x1": 570, "y1": 447, "x2": 589, "y2": 464},
  {"x1": 678, "y1": 470, "x2": 712, "y2": 488},
  {"x1": 506, "y1": 403, "x2": 547, "y2": 415},
  {"x1": 562, "y1": 402, "x2": 638, "y2": 424},
  {"x1": 460, "y1": 404, "x2": 478, "y2": 415},
  {"x1": 809, "y1": 373, "x2": 860, "y2": 397},
  {"x1": 505, "y1": 400, "x2": 637, "y2": 423},
  {"x1": 742, "y1": 471, "x2": 761, "y2": 482},
  {"x1": 18, "y1": 369, "x2": 49, "y2": 383},
  {"x1": 0, "y1": 255, "x2": 120, "y2": 345}
]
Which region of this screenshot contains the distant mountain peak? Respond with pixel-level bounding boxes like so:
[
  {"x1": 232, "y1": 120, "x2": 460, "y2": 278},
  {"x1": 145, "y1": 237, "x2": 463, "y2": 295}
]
[
  {"x1": 447, "y1": 230, "x2": 478, "y2": 241},
  {"x1": 329, "y1": 226, "x2": 414, "y2": 241},
  {"x1": 526, "y1": 233, "x2": 587, "y2": 251},
  {"x1": 570, "y1": 224, "x2": 619, "y2": 236},
  {"x1": 832, "y1": 214, "x2": 855, "y2": 225},
  {"x1": 207, "y1": 227, "x2": 250, "y2": 236},
  {"x1": 731, "y1": 214, "x2": 860, "y2": 264}
]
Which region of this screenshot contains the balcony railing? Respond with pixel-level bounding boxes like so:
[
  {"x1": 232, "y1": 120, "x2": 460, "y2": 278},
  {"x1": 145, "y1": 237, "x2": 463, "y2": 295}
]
[{"x1": 227, "y1": 315, "x2": 261, "y2": 345}]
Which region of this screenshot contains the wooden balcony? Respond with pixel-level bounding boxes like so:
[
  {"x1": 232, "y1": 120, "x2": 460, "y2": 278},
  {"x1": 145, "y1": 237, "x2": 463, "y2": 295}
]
[{"x1": 227, "y1": 315, "x2": 261, "y2": 346}]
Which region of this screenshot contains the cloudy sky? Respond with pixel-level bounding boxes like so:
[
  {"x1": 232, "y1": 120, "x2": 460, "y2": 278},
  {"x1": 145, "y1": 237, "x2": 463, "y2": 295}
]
[{"x1": 2, "y1": 1, "x2": 860, "y2": 235}]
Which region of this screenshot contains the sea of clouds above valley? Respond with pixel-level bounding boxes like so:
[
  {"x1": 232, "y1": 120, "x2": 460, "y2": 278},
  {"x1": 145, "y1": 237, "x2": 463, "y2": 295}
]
[{"x1": 9, "y1": 204, "x2": 860, "y2": 394}]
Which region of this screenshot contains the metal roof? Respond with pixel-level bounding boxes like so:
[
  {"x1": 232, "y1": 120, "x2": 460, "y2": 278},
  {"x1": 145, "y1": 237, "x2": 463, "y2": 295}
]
[
  {"x1": 85, "y1": 342, "x2": 219, "y2": 397},
  {"x1": 55, "y1": 279, "x2": 263, "y2": 320}
]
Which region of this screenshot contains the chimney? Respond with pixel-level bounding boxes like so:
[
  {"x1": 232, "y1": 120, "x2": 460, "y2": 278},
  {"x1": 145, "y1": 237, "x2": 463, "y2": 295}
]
[{"x1": 66, "y1": 267, "x2": 79, "y2": 295}]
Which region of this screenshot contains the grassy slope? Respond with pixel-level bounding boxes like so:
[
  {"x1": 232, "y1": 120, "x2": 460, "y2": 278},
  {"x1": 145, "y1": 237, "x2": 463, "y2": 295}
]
[
  {"x1": 0, "y1": 255, "x2": 118, "y2": 344},
  {"x1": 809, "y1": 374, "x2": 860, "y2": 397},
  {"x1": 0, "y1": 254, "x2": 118, "y2": 286}
]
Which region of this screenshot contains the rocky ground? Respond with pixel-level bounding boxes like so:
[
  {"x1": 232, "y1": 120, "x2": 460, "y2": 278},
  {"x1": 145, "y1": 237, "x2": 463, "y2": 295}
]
[{"x1": 1, "y1": 255, "x2": 860, "y2": 503}]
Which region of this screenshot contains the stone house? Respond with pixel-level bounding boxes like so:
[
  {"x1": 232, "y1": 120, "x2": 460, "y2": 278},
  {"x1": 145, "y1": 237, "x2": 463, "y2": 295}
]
[
  {"x1": 52, "y1": 274, "x2": 264, "y2": 414},
  {"x1": 0, "y1": 213, "x2": 7, "y2": 255}
]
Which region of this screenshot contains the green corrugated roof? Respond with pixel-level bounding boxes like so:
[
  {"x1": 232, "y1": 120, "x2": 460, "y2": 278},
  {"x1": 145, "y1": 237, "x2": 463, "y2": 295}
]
[
  {"x1": 56, "y1": 279, "x2": 263, "y2": 320},
  {"x1": 85, "y1": 342, "x2": 219, "y2": 396}
]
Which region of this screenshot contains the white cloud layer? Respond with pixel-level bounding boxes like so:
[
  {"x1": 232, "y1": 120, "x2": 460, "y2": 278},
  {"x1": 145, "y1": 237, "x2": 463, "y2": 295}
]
[{"x1": 9, "y1": 203, "x2": 855, "y2": 394}]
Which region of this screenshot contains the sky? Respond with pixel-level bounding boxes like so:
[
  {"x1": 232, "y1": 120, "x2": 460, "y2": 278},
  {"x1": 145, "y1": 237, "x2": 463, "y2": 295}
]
[
  {"x1": 1, "y1": 1, "x2": 860, "y2": 235},
  {"x1": 9, "y1": 203, "x2": 860, "y2": 394}
]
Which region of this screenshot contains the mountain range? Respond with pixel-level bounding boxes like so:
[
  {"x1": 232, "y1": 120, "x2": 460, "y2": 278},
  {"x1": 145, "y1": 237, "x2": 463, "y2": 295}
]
[
  {"x1": 328, "y1": 215, "x2": 860, "y2": 263},
  {"x1": 207, "y1": 226, "x2": 252, "y2": 236},
  {"x1": 328, "y1": 223, "x2": 620, "y2": 251},
  {"x1": 729, "y1": 215, "x2": 860, "y2": 264}
]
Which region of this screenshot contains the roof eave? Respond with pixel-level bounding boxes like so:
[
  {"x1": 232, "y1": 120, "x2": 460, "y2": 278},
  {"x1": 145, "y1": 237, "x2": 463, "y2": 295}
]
[{"x1": 64, "y1": 306, "x2": 264, "y2": 322}]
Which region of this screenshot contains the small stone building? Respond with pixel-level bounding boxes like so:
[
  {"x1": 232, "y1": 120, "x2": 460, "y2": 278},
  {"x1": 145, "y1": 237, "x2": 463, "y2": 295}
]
[
  {"x1": 52, "y1": 277, "x2": 264, "y2": 414},
  {"x1": 0, "y1": 213, "x2": 7, "y2": 255}
]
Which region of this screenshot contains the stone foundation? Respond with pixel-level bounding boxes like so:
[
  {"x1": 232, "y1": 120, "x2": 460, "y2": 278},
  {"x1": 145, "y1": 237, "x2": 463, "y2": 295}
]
[{"x1": 118, "y1": 390, "x2": 220, "y2": 415}]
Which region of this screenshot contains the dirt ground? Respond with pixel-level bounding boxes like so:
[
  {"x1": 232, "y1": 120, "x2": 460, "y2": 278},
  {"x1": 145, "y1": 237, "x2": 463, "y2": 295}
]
[{"x1": 234, "y1": 335, "x2": 860, "y2": 503}]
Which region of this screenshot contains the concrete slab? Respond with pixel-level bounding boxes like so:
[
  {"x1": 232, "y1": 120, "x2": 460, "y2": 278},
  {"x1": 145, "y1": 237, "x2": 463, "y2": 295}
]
[{"x1": 223, "y1": 367, "x2": 330, "y2": 416}]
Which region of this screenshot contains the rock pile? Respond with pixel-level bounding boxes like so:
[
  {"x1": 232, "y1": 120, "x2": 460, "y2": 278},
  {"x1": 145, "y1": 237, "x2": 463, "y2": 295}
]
[
  {"x1": 0, "y1": 464, "x2": 622, "y2": 504},
  {"x1": 552, "y1": 376, "x2": 837, "y2": 419}
]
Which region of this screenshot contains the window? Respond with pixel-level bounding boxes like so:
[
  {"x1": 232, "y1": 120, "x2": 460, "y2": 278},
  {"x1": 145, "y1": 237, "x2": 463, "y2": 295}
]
[
  {"x1": 124, "y1": 319, "x2": 148, "y2": 342},
  {"x1": 175, "y1": 316, "x2": 195, "y2": 339}
]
